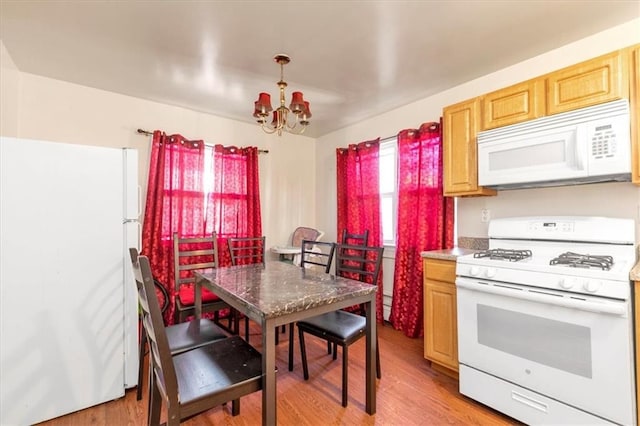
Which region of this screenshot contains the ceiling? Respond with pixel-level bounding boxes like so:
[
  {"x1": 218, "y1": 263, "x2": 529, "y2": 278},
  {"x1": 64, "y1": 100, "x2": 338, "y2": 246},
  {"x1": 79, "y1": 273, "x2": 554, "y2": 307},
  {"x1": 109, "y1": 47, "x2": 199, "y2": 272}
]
[{"x1": 1, "y1": 1, "x2": 639, "y2": 138}]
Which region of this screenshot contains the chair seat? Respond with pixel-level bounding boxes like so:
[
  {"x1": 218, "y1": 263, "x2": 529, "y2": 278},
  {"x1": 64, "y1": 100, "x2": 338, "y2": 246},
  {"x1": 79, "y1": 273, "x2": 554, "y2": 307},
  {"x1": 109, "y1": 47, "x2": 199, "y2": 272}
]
[
  {"x1": 166, "y1": 319, "x2": 229, "y2": 354},
  {"x1": 177, "y1": 285, "x2": 220, "y2": 306},
  {"x1": 173, "y1": 336, "x2": 263, "y2": 407},
  {"x1": 297, "y1": 310, "x2": 365, "y2": 343}
]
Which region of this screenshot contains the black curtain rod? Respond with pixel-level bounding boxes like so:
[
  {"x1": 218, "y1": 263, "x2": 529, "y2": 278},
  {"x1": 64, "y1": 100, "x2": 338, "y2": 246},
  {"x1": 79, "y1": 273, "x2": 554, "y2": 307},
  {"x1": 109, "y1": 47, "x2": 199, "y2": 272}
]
[{"x1": 136, "y1": 129, "x2": 269, "y2": 154}]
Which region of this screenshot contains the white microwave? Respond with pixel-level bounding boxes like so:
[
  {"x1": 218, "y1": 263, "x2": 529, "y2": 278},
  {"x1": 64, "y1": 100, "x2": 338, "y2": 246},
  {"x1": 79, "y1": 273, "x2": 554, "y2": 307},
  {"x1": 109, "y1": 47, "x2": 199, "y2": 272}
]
[{"x1": 477, "y1": 99, "x2": 631, "y2": 189}]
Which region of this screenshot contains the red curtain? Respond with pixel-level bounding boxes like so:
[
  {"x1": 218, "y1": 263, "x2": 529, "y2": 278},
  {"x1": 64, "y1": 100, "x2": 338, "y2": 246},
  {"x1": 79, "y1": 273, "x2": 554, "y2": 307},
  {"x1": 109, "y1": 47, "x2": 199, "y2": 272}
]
[
  {"x1": 389, "y1": 122, "x2": 454, "y2": 337},
  {"x1": 141, "y1": 131, "x2": 207, "y2": 324},
  {"x1": 206, "y1": 145, "x2": 262, "y2": 267},
  {"x1": 336, "y1": 138, "x2": 384, "y2": 322},
  {"x1": 141, "y1": 132, "x2": 262, "y2": 324}
]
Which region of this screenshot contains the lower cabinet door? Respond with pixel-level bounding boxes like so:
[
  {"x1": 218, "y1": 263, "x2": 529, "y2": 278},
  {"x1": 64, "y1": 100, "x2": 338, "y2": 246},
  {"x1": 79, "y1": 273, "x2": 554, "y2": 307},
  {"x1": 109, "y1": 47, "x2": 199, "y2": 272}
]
[{"x1": 424, "y1": 279, "x2": 458, "y2": 372}]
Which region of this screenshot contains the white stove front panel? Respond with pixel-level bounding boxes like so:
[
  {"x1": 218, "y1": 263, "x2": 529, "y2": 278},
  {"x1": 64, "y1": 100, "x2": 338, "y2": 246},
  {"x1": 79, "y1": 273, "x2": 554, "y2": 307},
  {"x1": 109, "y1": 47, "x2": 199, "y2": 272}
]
[{"x1": 457, "y1": 282, "x2": 635, "y2": 425}]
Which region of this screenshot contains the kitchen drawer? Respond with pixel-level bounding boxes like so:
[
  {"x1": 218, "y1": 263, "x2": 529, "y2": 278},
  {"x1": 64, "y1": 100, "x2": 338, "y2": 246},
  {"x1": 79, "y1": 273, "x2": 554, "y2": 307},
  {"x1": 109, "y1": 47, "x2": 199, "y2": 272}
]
[{"x1": 424, "y1": 258, "x2": 456, "y2": 282}]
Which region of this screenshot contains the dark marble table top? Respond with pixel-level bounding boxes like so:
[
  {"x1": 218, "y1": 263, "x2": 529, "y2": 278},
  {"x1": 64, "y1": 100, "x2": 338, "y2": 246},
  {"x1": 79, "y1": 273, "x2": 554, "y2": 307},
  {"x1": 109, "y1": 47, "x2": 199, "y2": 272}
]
[{"x1": 195, "y1": 261, "x2": 377, "y2": 320}]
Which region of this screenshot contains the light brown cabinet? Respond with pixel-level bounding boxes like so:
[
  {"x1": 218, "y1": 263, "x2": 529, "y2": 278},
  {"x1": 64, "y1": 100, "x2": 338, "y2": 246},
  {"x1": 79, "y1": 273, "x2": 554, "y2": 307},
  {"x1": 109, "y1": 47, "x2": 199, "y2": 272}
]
[
  {"x1": 481, "y1": 79, "x2": 545, "y2": 130},
  {"x1": 546, "y1": 50, "x2": 628, "y2": 115},
  {"x1": 631, "y1": 45, "x2": 640, "y2": 185},
  {"x1": 423, "y1": 257, "x2": 458, "y2": 378},
  {"x1": 443, "y1": 45, "x2": 638, "y2": 195},
  {"x1": 443, "y1": 98, "x2": 497, "y2": 197}
]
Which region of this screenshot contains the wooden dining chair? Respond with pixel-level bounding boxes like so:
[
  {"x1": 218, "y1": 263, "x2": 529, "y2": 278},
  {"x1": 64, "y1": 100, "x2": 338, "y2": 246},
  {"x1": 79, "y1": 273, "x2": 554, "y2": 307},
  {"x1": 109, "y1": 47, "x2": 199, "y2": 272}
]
[
  {"x1": 300, "y1": 240, "x2": 336, "y2": 273},
  {"x1": 340, "y1": 229, "x2": 369, "y2": 247},
  {"x1": 131, "y1": 250, "x2": 263, "y2": 425},
  {"x1": 130, "y1": 248, "x2": 230, "y2": 403},
  {"x1": 285, "y1": 240, "x2": 337, "y2": 371},
  {"x1": 227, "y1": 236, "x2": 266, "y2": 341},
  {"x1": 228, "y1": 236, "x2": 266, "y2": 266},
  {"x1": 297, "y1": 244, "x2": 383, "y2": 407},
  {"x1": 173, "y1": 232, "x2": 235, "y2": 333},
  {"x1": 273, "y1": 235, "x2": 331, "y2": 348}
]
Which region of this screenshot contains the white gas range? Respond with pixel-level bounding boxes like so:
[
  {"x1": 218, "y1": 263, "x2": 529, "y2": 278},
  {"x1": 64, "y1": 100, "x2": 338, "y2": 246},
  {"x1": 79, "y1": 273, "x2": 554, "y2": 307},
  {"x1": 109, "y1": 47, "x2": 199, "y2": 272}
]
[{"x1": 455, "y1": 216, "x2": 636, "y2": 425}]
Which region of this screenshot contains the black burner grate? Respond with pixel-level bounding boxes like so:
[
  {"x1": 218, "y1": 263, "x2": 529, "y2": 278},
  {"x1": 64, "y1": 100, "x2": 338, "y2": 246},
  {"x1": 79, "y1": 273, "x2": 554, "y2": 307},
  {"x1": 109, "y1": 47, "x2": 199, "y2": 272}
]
[
  {"x1": 549, "y1": 252, "x2": 613, "y2": 270},
  {"x1": 473, "y1": 249, "x2": 532, "y2": 262}
]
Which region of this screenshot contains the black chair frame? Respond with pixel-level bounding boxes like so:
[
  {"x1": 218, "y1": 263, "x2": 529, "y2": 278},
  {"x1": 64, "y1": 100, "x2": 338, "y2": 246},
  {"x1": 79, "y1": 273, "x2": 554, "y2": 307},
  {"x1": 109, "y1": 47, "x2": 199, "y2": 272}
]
[
  {"x1": 297, "y1": 244, "x2": 383, "y2": 407},
  {"x1": 227, "y1": 236, "x2": 266, "y2": 342},
  {"x1": 131, "y1": 250, "x2": 263, "y2": 425}
]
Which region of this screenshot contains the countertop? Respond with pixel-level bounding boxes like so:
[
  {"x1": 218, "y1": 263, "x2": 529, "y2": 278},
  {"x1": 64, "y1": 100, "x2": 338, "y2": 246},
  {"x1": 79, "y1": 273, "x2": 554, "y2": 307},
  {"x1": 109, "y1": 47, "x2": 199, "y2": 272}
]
[
  {"x1": 420, "y1": 237, "x2": 487, "y2": 261},
  {"x1": 420, "y1": 247, "x2": 479, "y2": 261}
]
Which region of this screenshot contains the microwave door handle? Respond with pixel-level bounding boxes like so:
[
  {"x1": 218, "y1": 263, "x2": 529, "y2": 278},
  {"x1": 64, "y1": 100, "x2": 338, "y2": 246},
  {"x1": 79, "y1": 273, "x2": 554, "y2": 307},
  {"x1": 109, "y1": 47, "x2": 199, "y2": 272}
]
[{"x1": 573, "y1": 126, "x2": 586, "y2": 171}]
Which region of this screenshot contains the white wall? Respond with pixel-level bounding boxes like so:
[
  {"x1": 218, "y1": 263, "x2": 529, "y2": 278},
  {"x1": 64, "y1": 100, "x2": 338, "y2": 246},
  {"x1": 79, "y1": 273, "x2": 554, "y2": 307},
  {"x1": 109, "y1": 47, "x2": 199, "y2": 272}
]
[
  {"x1": 0, "y1": 41, "x2": 318, "y2": 256},
  {"x1": 315, "y1": 19, "x2": 640, "y2": 243},
  {"x1": 0, "y1": 42, "x2": 20, "y2": 136}
]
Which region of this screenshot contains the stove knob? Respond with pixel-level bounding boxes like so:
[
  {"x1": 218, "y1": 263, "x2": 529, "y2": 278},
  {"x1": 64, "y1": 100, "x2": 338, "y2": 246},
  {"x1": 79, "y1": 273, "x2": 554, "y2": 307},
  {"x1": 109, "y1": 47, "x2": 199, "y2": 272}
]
[
  {"x1": 470, "y1": 266, "x2": 480, "y2": 277},
  {"x1": 485, "y1": 268, "x2": 497, "y2": 278},
  {"x1": 583, "y1": 280, "x2": 602, "y2": 293},
  {"x1": 559, "y1": 277, "x2": 575, "y2": 289}
]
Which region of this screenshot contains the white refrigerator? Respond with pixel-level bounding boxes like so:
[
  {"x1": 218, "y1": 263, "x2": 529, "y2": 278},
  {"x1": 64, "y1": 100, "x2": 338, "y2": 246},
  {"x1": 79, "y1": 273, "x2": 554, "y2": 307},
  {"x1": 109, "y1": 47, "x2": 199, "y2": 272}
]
[{"x1": 0, "y1": 137, "x2": 139, "y2": 425}]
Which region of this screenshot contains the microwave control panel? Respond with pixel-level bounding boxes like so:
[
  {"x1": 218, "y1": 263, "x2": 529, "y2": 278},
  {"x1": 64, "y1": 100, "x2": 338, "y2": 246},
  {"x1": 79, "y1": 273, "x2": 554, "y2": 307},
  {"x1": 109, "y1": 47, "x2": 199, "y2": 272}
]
[{"x1": 590, "y1": 123, "x2": 616, "y2": 159}]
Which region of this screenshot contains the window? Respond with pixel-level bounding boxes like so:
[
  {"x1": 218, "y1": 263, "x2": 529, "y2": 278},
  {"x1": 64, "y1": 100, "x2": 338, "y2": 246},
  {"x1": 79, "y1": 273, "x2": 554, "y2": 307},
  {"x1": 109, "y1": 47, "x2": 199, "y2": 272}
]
[
  {"x1": 202, "y1": 145, "x2": 255, "y2": 238},
  {"x1": 379, "y1": 137, "x2": 397, "y2": 246}
]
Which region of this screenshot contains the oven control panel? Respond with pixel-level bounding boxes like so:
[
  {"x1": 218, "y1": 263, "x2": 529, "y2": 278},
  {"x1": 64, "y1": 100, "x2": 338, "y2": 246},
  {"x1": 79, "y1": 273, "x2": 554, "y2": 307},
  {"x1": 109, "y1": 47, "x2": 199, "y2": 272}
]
[
  {"x1": 488, "y1": 216, "x2": 634, "y2": 245},
  {"x1": 528, "y1": 220, "x2": 574, "y2": 233}
]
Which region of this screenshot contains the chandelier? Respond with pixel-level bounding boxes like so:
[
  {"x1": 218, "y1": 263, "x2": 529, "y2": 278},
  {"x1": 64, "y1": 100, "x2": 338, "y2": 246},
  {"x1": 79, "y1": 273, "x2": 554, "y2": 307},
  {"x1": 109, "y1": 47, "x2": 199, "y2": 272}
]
[{"x1": 253, "y1": 54, "x2": 311, "y2": 136}]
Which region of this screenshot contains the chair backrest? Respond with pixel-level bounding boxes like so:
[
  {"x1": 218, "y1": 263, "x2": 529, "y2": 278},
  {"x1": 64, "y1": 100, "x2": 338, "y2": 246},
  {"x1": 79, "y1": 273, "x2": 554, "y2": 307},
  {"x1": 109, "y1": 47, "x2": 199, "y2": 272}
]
[
  {"x1": 130, "y1": 250, "x2": 179, "y2": 405},
  {"x1": 228, "y1": 236, "x2": 266, "y2": 266},
  {"x1": 291, "y1": 227, "x2": 324, "y2": 248},
  {"x1": 341, "y1": 229, "x2": 369, "y2": 247},
  {"x1": 300, "y1": 240, "x2": 336, "y2": 273},
  {"x1": 173, "y1": 232, "x2": 219, "y2": 293},
  {"x1": 335, "y1": 244, "x2": 384, "y2": 286},
  {"x1": 338, "y1": 232, "x2": 370, "y2": 275}
]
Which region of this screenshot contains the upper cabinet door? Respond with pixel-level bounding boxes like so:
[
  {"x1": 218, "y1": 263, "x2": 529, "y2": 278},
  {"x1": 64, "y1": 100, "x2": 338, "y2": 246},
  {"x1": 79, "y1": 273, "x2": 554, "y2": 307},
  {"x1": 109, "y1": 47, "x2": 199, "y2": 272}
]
[
  {"x1": 546, "y1": 50, "x2": 629, "y2": 115},
  {"x1": 443, "y1": 98, "x2": 496, "y2": 197},
  {"x1": 481, "y1": 79, "x2": 546, "y2": 130}
]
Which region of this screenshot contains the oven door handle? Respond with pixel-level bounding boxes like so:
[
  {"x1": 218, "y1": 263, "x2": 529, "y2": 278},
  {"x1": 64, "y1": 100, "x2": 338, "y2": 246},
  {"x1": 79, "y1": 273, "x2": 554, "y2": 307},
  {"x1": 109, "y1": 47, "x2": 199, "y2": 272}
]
[{"x1": 456, "y1": 278, "x2": 627, "y2": 316}]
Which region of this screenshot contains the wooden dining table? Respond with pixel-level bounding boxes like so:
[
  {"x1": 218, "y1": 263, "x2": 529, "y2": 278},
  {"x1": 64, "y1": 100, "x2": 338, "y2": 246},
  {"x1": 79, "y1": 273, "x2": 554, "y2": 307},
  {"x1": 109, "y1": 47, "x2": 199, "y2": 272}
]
[{"x1": 194, "y1": 261, "x2": 378, "y2": 426}]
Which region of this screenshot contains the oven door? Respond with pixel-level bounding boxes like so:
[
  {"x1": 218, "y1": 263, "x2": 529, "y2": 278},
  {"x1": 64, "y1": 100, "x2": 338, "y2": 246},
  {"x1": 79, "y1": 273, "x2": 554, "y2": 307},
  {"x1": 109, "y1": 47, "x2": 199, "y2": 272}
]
[{"x1": 456, "y1": 277, "x2": 635, "y2": 425}]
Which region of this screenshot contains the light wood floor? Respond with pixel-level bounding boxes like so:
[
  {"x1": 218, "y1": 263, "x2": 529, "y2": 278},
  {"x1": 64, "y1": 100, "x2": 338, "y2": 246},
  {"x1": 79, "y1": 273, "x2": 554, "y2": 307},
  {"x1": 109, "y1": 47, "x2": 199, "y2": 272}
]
[{"x1": 38, "y1": 322, "x2": 521, "y2": 425}]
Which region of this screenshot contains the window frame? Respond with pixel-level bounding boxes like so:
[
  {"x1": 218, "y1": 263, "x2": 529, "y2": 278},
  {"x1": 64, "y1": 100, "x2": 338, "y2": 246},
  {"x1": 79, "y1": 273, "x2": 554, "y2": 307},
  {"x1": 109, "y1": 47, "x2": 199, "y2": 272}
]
[{"x1": 379, "y1": 137, "x2": 398, "y2": 246}]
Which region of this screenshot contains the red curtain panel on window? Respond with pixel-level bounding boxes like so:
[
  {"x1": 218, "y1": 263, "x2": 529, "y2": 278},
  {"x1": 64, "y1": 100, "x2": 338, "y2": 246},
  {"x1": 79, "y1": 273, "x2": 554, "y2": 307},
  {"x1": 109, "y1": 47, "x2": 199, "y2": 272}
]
[
  {"x1": 142, "y1": 132, "x2": 262, "y2": 325},
  {"x1": 336, "y1": 138, "x2": 384, "y2": 322},
  {"x1": 206, "y1": 145, "x2": 262, "y2": 267},
  {"x1": 390, "y1": 122, "x2": 454, "y2": 337},
  {"x1": 141, "y1": 131, "x2": 207, "y2": 324}
]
